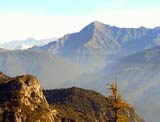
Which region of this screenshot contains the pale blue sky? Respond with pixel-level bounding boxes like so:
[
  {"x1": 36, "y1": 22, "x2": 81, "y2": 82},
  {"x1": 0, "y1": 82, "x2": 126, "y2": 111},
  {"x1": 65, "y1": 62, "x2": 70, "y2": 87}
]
[
  {"x1": 0, "y1": 0, "x2": 159, "y2": 15},
  {"x1": 0, "y1": 0, "x2": 160, "y2": 42}
]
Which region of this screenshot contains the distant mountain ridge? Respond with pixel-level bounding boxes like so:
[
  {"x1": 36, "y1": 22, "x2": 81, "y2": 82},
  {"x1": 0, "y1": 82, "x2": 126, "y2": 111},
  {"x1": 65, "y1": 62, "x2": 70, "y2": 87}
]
[
  {"x1": 0, "y1": 37, "x2": 57, "y2": 50},
  {"x1": 0, "y1": 50, "x2": 81, "y2": 88},
  {"x1": 32, "y1": 21, "x2": 160, "y2": 122},
  {"x1": 0, "y1": 21, "x2": 160, "y2": 122},
  {"x1": 35, "y1": 21, "x2": 160, "y2": 70}
]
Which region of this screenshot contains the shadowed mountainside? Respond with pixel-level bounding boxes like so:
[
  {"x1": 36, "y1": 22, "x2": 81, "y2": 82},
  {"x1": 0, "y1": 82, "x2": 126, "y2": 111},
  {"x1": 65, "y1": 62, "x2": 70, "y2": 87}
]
[{"x1": 44, "y1": 87, "x2": 144, "y2": 122}]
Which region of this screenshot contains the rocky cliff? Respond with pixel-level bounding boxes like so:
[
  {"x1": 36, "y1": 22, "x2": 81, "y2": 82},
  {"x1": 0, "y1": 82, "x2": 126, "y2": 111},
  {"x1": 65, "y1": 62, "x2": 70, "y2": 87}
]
[{"x1": 0, "y1": 72, "x2": 55, "y2": 122}]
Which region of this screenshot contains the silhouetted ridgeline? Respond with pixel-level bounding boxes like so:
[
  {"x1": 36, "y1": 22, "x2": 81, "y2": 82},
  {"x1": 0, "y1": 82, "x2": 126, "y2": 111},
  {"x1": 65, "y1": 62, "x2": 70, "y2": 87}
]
[{"x1": 44, "y1": 87, "x2": 145, "y2": 122}]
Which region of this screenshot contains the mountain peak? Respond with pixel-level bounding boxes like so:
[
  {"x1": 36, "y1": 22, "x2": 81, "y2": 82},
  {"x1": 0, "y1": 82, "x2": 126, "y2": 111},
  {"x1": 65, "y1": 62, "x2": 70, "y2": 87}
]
[
  {"x1": 91, "y1": 20, "x2": 106, "y2": 29},
  {"x1": 92, "y1": 20, "x2": 104, "y2": 25},
  {"x1": 80, "y1": 21, "x2": 107, "y2": 33}
]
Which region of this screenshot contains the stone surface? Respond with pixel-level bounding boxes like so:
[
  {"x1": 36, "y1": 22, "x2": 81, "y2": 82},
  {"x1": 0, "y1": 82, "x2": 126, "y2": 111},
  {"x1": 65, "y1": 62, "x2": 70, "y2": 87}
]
[{"x1": 0, "y1": 73, "x2": 54, "y2": 122}]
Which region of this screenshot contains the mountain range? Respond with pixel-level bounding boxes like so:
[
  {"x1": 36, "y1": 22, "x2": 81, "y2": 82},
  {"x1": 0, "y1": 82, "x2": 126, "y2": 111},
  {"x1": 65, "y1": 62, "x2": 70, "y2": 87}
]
[
  {"x1": 33, "y1": 21, "x2": 160, "y2": 122},
  {"x1": 0, "y1": 37, "x2": 57, "y2": 50},
  {"x1": 0, "y1": 21, "x2": 160, "y2": 121},
  {"x1": 35, "y1": 21, "x2": 160, "y2": 70}
]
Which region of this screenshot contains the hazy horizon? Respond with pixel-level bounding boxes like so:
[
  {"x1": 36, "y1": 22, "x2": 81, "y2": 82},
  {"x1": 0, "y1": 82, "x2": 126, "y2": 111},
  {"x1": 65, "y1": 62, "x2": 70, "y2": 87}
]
[{"x1": 0, "y1": 0, "x2": 160, "y2": 43}]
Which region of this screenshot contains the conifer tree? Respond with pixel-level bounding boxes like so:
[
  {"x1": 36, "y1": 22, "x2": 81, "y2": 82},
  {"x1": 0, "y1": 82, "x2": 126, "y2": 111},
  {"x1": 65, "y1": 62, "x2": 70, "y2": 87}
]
[{"x1": 107, "y1": 78, "x2": 129, "y2": 122}]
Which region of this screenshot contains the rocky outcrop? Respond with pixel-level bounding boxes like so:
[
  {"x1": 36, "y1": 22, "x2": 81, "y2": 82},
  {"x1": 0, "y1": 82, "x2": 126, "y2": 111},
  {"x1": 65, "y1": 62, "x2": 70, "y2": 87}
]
[{"x1": 0, "y1": 72, "x2": 54, "y2": 122}]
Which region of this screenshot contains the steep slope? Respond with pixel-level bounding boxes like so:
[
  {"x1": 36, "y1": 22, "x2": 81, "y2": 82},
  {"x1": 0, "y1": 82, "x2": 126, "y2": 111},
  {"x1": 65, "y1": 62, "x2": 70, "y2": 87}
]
[
  {"x1": 0, "y1": 37, "x2": 56, "y2": 50},
  {"x1": 0, "y1": 50, "x2": 81, "y2": 88},
  {"x1": 37, "y1": 21, "x2": 160, "y2": 70},
  {"x1": 0, "y1": 72, "x2": 55, "y2": 122},
  {"x1": 44, "y1": 87, "x2": 144, "y2": 122}
]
